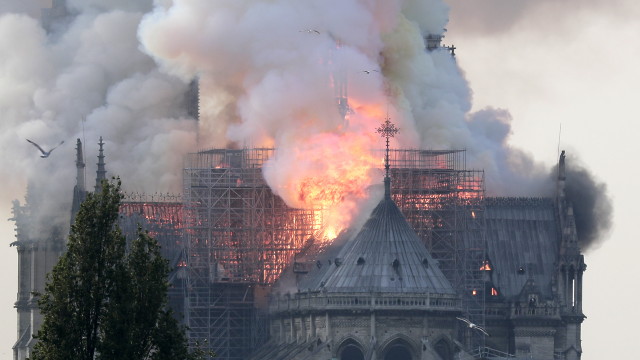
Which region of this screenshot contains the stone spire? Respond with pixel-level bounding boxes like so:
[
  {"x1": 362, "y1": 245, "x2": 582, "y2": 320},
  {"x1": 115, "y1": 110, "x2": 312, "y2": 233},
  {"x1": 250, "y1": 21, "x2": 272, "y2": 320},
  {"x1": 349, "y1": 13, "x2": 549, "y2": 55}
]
[
  {"x1": 553, "y1": 150, "x2": 586, "y2": 358},
  {"x1": 71, "y1": 139, "x2": 86, "y2": 222},
  {"x1": 94, "y1": 137, "x2": 106, "y2": 193},
  {"x1": 557, "y1": 149, "x2": 566, "y2": 200},
  {"x1": 75, "y1": 138, "x2": 85, "y2": 192},
  {"x1": 557, "y1": 150, "x2": 579, "y2": 254}
]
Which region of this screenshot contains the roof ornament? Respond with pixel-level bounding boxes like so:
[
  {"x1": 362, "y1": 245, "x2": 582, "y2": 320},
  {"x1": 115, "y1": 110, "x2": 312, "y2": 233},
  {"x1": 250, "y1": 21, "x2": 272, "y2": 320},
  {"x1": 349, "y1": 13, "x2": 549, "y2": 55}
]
[{"x1": 376, "y1": 115, "x2": 399, "y2": 199}]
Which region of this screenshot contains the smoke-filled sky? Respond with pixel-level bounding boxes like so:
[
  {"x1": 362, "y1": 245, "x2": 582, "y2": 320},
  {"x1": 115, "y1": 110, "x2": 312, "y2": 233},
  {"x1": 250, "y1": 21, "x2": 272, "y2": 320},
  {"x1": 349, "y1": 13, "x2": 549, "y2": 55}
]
[{"x1": 0, "y1": 0, "x2": 633, "y2": 359}]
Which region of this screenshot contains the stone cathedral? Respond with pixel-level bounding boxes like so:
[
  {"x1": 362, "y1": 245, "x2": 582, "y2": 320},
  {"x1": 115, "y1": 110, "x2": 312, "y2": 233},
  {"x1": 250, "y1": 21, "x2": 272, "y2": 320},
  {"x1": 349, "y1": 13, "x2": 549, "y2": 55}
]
[{"x1": 249, "y1": 151, "x2": 585, "y2": 360}]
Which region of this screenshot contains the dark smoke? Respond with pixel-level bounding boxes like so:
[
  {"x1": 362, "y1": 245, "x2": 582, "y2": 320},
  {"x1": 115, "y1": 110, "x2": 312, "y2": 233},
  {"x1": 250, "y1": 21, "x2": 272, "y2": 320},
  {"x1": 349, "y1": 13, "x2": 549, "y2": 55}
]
[{"x1": 554, "y1": 153, "x2": 613, "y2": 252}]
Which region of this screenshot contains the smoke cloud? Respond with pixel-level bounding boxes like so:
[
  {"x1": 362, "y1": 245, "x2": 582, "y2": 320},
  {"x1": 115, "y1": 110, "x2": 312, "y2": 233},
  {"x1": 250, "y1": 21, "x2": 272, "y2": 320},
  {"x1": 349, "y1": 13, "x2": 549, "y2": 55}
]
[
  {"x1": 0, "y1": 0, "x2": 41, "y2": 18},
  {"x1": 0, "y1": 0, "x2": 611, "y2": 246},
  {"x1": 0, "y1": 1, "x2": 197, "y2": 234},
  {"x1": 138, "y1": 0, "x2": 558, "y2": 229}
]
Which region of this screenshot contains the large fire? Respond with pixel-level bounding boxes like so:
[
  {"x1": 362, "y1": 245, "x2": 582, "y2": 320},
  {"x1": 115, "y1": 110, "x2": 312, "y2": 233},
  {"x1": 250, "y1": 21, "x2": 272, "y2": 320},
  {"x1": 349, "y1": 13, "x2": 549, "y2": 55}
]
[
  {"x1": 265, "y1": 100, "x2": 386, "y2": 241},
  {"x1": 286, "y1": 131, "x2": 380, "y2": 240}
]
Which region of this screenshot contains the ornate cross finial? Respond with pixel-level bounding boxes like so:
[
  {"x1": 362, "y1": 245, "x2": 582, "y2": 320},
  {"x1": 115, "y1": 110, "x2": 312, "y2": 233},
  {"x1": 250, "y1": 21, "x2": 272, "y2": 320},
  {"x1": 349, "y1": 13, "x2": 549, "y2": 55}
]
[
  {"x1": 376, "y1": 116, "x2": 399, "y2": 175},
  {"x1": 376, "y1": 116, "x2": 398, "y2": 199}
]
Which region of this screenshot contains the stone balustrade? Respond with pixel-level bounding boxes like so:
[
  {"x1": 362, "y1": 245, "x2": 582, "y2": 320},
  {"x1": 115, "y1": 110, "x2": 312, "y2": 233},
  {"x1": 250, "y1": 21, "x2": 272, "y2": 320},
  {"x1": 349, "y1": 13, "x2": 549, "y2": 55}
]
[
  {"x1": 512, "y1": 304, "x2": 558, "y2": 318},
  {"x1": 270, "y1": 292, "x2": 461, "y2": 313}
]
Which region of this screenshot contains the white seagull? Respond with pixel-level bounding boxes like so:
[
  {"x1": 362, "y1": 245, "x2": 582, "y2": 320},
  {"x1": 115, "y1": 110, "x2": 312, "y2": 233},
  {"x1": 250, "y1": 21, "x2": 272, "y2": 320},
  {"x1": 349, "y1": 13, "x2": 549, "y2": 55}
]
[
  {"x1": 456, "y1": 317, "x2": 490, "y2": 336},
  {"x1": 299, "y1": 29, "x2": 320, "y2": 34},
  {"x1": 362, "y1": 69, "x2": 380, "y2": 74},
  {"x1": 27, "y1": 139, "x2": 64, "y2": 158}
]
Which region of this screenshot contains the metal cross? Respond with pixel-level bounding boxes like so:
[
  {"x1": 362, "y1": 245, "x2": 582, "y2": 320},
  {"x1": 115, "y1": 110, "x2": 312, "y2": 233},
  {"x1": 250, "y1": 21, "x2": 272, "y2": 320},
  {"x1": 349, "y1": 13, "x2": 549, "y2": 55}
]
[{"x1": 376, "y1": 116, "x2": 399, "y2": 176}]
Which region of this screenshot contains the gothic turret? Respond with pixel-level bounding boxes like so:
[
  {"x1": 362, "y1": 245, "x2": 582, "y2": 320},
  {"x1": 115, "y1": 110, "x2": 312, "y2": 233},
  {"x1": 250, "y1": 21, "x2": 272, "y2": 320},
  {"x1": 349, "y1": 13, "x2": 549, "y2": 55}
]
[
  {"x1": 94, "y1": 137, "x2": 106, "y2": 193},
  {"x1": 555, "y1": 150, "x2": 586, "y2": 360},
  {"x1": 71, "y1": 139, "x2": 86, "y2": 223}
]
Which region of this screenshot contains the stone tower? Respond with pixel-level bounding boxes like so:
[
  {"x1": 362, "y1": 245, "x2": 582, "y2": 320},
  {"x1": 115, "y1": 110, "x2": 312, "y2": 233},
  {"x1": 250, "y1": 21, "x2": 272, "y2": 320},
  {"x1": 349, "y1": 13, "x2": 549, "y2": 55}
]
[
  {"x1": 11, "y1": 189, "x2": 65, "y2": 360},
  {"x1": 11, "y1": 138, "x2": 106, "y2": 360}
]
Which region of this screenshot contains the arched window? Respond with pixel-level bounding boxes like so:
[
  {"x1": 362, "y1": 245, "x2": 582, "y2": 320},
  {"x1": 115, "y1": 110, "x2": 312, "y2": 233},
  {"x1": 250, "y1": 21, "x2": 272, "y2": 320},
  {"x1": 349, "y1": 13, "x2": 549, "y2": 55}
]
[
  {"x1": 382, "y1": 339, "x2": 414, "y2": 360},
  {"x1": 338, "y1": 339, "x2": 364, "y2": 360}
]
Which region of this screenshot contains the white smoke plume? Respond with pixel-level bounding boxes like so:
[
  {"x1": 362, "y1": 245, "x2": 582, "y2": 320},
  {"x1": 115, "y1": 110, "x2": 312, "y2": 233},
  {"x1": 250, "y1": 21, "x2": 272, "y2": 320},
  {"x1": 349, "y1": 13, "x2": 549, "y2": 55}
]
[
  {"x1": 139, "y1": 0, "x2": 552, "y2": 211},
  {"x1": 1, "y1": 0, "x2": 608, "y2": 240},
  {"x1": 0, "y1": 1, "x2": 197, "y2": 234}
]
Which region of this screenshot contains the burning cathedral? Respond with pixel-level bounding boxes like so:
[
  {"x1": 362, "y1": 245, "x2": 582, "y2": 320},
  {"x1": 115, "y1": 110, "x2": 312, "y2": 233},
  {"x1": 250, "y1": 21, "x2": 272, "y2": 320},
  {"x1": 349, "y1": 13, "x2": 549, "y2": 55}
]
[
  {"x1": 12, "y1": 128, "x2": 587, "y2": 360},
  {"x1": 11, "y1": 119, "x2": 588, "y2": 359},
  {"x1": 7, "y1": 2, "x2": 599, "y2": 360}
]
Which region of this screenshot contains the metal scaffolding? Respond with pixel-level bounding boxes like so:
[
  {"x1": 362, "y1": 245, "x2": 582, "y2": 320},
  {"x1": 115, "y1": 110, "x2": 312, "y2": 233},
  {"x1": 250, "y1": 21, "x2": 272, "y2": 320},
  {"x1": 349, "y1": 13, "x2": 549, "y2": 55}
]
[
  {"x1": 180, "y1": 148, "x2": 486, "y2": 359},
  {"x1": 183, "y1": 149, "x2": 321, "y2": 359},
  {"x1": 385, "y1": 149, "x2": 486, "y2": 348},
  {"x1": 386, "y1": 150, "x2": 484, "y2": 285}
]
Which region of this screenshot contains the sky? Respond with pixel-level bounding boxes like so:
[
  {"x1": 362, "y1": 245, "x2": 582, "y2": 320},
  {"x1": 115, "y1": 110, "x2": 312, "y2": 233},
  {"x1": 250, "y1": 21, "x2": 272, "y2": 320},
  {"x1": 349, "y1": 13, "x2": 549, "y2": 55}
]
[{"x1": 0, "y1": 1, "x2": 637, "y2": 359}]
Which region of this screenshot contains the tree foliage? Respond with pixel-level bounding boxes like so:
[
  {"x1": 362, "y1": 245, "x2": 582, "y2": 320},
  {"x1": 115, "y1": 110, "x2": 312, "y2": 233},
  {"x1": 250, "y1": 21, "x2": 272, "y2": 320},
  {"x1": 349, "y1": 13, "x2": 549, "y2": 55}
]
[{"x1": 30, "y1": 179, "x2": 202, "y2": 360}]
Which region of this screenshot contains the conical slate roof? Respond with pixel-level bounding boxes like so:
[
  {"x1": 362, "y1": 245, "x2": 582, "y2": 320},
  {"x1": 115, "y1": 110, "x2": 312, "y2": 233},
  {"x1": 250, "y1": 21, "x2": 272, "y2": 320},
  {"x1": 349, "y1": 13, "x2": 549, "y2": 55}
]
[{"x1": 304, "y1": 193, "x2": 455, "y2": 294}]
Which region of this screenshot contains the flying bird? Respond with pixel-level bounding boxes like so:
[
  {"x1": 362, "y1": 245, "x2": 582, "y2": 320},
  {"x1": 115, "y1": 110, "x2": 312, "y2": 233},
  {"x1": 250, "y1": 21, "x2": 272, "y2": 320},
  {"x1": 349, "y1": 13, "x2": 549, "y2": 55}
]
[
  {"x1": 299, "y1": 29, "x2": 320, "y2": 34},
  {"x1": 27, "y1": 139, "x2": 64, "y2": 158},
  {"x1": 456, "y1": 317, "x2": 490, "y2": 336},
  {"x1": 362, "y1": 69, "x2": 380, "y2": 74}
]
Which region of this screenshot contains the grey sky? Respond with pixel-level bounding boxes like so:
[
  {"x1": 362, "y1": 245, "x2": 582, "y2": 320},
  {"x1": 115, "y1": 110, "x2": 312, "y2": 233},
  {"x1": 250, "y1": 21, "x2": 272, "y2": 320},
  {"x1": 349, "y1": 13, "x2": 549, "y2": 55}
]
[{"x1": 447, "y1": 0, "x2": 617, "y2": 34}]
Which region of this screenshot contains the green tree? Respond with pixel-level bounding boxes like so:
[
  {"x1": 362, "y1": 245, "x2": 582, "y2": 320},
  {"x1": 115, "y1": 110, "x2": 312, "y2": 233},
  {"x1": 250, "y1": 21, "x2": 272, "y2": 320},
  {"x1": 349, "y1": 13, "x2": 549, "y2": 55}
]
[{"x1": 30, "y1": 179, "x2": 199, "y2": 360}]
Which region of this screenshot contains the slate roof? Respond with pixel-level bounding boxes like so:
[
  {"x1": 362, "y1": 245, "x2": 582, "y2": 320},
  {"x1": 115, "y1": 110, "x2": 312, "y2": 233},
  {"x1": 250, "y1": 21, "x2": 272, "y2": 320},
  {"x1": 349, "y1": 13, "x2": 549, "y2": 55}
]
[
  {"x1": 300, "y1": 192, "x2": 455, "y2": 294},
  {"x1": 484, "y1": 197, "x2": 559, "y2": 299}
]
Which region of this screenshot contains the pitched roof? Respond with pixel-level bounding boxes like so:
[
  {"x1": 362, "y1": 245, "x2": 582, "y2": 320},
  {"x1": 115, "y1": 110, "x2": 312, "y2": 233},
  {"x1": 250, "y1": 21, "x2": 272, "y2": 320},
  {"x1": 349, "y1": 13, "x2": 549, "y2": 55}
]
[
  {"x1": 484, "y1": 197, "x2": 559, "y2": 299},
  {"x1": 302, "y1": 194, "x2": 455, "y2": 294}
]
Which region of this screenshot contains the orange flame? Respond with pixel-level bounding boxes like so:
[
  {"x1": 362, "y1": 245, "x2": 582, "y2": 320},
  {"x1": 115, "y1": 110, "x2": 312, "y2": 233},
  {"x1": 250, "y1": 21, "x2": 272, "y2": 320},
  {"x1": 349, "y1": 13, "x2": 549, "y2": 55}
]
[
  {"x1": 268, "y1": 102, "x2": 386, "y2": 241},
  {"x1": 291, "y1": 132, "x2": 378, "y2": 240}
]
